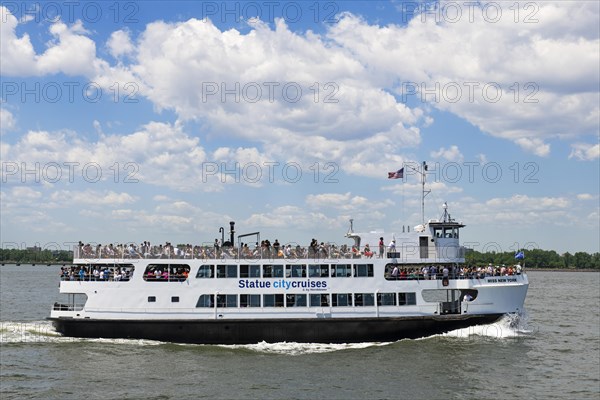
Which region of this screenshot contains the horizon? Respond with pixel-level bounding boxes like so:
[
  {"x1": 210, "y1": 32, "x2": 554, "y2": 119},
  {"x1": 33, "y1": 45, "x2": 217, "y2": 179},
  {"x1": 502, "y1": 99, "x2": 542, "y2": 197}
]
[{"x1": 1, "y1": 1, "x2": 599, "y2": 254}]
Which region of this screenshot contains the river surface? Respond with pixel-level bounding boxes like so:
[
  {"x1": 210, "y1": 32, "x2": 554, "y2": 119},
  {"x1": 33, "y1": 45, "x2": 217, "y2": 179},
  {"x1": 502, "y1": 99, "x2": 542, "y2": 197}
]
[{"x1": 1, "y1": 266, "x2": 599, "y2": 400}]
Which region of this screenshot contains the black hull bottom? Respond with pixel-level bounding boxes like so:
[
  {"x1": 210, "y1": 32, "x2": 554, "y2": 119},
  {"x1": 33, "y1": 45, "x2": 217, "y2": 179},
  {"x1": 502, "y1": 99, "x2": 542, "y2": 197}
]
[{"x1": 50, "y1": 314, "x2": 504, "y2": 344}]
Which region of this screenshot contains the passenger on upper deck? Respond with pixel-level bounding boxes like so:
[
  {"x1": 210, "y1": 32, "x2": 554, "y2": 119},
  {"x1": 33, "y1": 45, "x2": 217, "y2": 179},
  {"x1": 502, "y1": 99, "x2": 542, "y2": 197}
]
[{"x1": 364, "y1": 244, "x2": 373, "y2": 258}]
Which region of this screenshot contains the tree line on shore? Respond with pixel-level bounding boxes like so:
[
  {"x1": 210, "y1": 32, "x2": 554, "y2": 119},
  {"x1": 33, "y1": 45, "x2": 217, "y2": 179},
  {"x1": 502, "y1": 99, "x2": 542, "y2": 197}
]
[
  {"x1": 0, "y1": 248, "x2": 72, "y2": 264},
  {"x1": 465, "y1": 249, "x2": 600, "y2": 269},
  {"x1": 0, "y1": 247, "x2": 599, "y2": 269}
]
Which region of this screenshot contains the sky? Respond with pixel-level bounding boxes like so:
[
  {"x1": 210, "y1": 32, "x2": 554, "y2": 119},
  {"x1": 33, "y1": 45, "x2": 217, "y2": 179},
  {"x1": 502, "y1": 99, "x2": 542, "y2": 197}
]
[{"x1": 0, "y1": 0, "x2": 599, "y2": 255}]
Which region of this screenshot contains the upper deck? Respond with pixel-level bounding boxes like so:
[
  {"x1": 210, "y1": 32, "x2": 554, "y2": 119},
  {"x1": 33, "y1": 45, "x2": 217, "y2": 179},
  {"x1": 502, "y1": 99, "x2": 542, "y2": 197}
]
[{"x1": 73, "y1": 242, "x2": 466, "y2": 263}]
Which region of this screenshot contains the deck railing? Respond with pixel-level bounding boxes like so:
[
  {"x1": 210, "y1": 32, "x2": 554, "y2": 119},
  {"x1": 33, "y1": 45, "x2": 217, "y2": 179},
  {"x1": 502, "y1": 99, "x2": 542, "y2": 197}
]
[{"x1": 73, "y1": 244, "x2": 468, "y2": 261}]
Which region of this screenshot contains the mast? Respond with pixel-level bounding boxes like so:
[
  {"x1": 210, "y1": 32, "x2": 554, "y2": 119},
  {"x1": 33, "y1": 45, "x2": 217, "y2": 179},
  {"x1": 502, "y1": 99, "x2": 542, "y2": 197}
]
[
  {"x1": 402, "y1": 161, "x2": 430, "y2": 225},
  {"x1": 421, "y1": 161, "x2": 430, "y2": 225}
]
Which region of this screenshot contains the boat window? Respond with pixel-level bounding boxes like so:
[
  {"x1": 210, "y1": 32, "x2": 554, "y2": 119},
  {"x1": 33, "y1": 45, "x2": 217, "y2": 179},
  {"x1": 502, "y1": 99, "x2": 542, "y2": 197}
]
[
  {"x1": 286, "y1": 264, "x2": 306, "y2": 277},
  {"x1": 263, "y1": 294, "x2": 284, "y2": 307},
  {"x1": 263, "y1": 265, "x2": 284, "y2": 278},
  {"x1": 354, "y1": 264, "x2": 374, "y2": 277},
  {"x1": 398, "y1": 292, "x2": 416, "y2": 305},
  {"x1": 240, "y1": 294, "x2": 261, "y2": 307},
  {"x1": 144, "y1": 264, "x2": 190, "y2": 282},
  {"x1": 354, "y1": 293, "x2": 375, "y2": 307},
  {"x1": 196, "y1": 265, "x2": 214, "y2": 278},
  {"x1": 171, "y1": 296, "x2": 179, "y2": 303},
  {"x1": 377, "y1": 293, "x2": 397, "y2": 306},
  {"x1": 64, "y1": 264, "x2": 135, "y2": 282},
  {"x1": 240, "y1": 265, "x2": 260, "y2": 278},
  {"x1": 331, "y1": 264, "x2": 351, "y2": 277},
  {"x1": 148, "y1": 296, "x2": 156, "y2": 302},
  {"x1": 309, "y1": 294, "x2": 329, "y2": 307},
  {"x1": 308, "y1": 264, "x2": 329, "y2": 277},
  {"x1": 422, "y1": 289, "x2": 462, "y2": 303},
  {"x1": 332, "y1": 293, "x2": 352, "y2": 307},
  {"x1": 217, "y1": 264, "x2": 238, "y2": 278},
  {"x1": 217, "y1": 294, "x2": 237, "y2": 308},
  {"x1": 286, "y1": 294, "x2": 307, "y2": 307},
  {"x1": 196, "y1": 294, "x2": 214, "y2": 308}
]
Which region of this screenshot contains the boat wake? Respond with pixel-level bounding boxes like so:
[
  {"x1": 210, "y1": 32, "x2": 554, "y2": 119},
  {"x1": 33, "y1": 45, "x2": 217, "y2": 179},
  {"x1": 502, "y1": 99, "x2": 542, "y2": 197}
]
[
  {"x1": 222, "y1": 341, "x2": 392, "y2": 355},
  {"x1": 0, "y1": 320, "x2": 162, "y2": 346},
  {"x1": 432, "y1": 310, "x2": 534, "y2": 340}
]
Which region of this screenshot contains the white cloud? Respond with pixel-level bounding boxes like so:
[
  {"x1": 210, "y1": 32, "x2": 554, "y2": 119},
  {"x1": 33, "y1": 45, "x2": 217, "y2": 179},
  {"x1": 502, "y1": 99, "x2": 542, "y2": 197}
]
[
  {"x1": 92, "y1": 17, "x2": 424, "y2": 176},
  {"x1": 107, "y1": 29, "x2": 135, "y2": 58},
  {"x1": 49, "y1": 190, "x2": 137, "y2": 206},
  {"x1": 430, "y1": 145, "x2": 464, "y2": 162},
  {"x1": 569, "y1": 143, "x2": 600, "y2": 161},
  {"x1": 577, "y1": 193, "x2": 597, "y2": 201},
  {"x1": 327, "y1": 3, "x2": 599, "y2": 156},
  {"x1": 10, "y1": 187, "x2": 41, "y2": 200},
  {"x1": 0, "y1": 108, "x2": 16, "y2": 135},
  {"x1": 1, "y1": 7, "x2": 105, "y2": 77},
  {"x1": 514, "y1": 137, "x2": 551, "y2": 157},
  {"x1": 1, "y1": 121, "x2": 216, "y2": 191}
]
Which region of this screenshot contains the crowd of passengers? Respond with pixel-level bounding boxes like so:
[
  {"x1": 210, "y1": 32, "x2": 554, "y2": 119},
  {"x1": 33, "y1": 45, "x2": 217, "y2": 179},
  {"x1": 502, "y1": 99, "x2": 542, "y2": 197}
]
[
  {"x1": 386, "y1": 263, "x2": 523, "y2": 280},
  {"x1": 143, "y1": 265, "x2": 189, "y2": 281},
  {"x1": 60, "y1": 265, "x2": 133, "y2": 281},
  {"x1": 77, "y1": 240, "x2": 385, "y2": 260}
]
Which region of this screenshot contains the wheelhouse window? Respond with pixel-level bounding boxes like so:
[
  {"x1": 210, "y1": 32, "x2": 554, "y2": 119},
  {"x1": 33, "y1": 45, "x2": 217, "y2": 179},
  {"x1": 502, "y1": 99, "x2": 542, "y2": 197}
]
[
  {"x1": 171, "y1": 296, "x2": 180, "y2": 303},
  {"x1": 308, "y1": 264, "x2": 329, "y2": 278},
  {"x1": 354, "y1": 264, "x2": 374, "y2": 277},
  {"x1": 148, "y1": 296, "x2": 156, "y2": 302},
  {"x1": 332, "y1": 293, "x2": 352, "y2": 307},
  {"x1": 240, "y1": 265, "x2": 260, "y2": 278},
  {"x1": 286, "y1": 294, "x2": 307, "y2": 307},
  {"x1": 263, "y1": 294, "x2": 284, "y2": 307},
  {"x1": 286, "y1": 264, "x2": 306, "y2": 277},
  {"x1": 310, "y1": 294, "x2": 330, "y2": 307},
  {"x1": 240, "y1": 294, "x2": 261, "y2": 307},
  {"x1": 354, "y1": 293, "x2": 375, "y2": 306},
  {"x1": 196, "y1": 294, "x2": 214, "y2": 308},
  {"x1": 217, "y1": 264, "x2": 238, "y2": 278},
  {"x1": 332, "y1": 264, "x2": 351, "y2": 277},
  {"x1": 398, "y1": 292, "x2": 417, "y2": 305},
  {"x1": 196, "y1": 265, "x2": 214, "y2": 278},
  {"x1": 216, "y1": 294, "x2": 237, "y2": 308},
  {"x1": 144, "y1": 264, "x2": 190, "y2": 281},
  {"x1": 377, "y1": 293, "x2": 397, "y2": 306}
]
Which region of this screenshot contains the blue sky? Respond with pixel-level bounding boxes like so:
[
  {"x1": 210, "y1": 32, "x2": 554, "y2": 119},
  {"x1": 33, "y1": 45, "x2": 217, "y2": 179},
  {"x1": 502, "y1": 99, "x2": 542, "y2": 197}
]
[{"x1": 1, "y1": 1, "x2": 599, "y2": 254}]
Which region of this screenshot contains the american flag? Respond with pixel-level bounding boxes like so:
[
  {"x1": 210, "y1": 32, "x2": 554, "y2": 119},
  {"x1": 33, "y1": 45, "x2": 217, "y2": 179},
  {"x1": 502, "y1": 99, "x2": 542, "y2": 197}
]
[{"x1": 387, "y1": 168, "x2": 404, "y2": 179}]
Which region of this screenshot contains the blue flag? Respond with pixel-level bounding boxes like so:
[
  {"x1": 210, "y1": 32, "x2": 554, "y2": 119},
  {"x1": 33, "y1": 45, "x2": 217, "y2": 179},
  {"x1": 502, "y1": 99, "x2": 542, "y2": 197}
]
[{"x1": 515, "y1": 251, "x2": 525, "y2": 260}]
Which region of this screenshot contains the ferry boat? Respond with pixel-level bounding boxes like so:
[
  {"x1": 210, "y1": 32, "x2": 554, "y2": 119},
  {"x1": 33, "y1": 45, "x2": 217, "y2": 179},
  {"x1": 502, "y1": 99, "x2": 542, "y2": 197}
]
[{"x1": 49, "y1": 203, "x2": 529, "y2": 344}]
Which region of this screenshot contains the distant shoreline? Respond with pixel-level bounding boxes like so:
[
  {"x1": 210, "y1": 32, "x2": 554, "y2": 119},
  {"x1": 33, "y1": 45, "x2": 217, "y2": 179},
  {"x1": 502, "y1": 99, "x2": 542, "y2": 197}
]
[{"x1": 525, "y1": 268, "x2": 600, "y2": 272}]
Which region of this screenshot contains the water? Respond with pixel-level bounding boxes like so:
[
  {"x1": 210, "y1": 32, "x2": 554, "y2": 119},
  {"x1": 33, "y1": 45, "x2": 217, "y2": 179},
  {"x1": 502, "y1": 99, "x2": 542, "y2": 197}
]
[{"x1": 1, "y1": 266, "x2": 599, "y2": 399}]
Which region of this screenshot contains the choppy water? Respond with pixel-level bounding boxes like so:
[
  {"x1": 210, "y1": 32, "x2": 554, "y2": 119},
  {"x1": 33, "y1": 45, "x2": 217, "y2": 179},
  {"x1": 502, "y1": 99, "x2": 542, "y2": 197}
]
[{"x1": 1, "y1": 266, "x2": 599, "y2": 399}]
